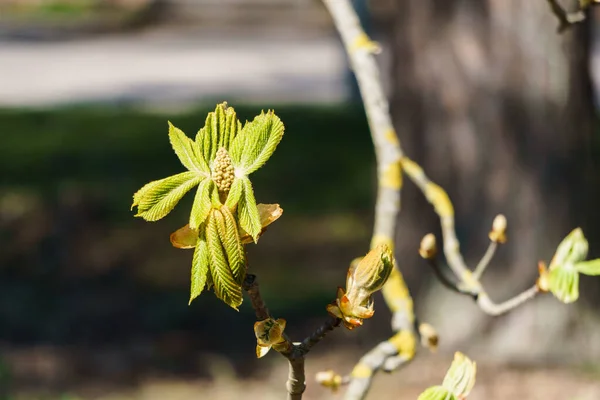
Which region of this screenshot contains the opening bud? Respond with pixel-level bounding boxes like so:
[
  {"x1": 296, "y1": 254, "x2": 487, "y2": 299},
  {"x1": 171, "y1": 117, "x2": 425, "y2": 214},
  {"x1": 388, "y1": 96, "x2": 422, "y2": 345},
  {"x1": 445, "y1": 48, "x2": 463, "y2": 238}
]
[
  {"x1": 489, "y1": 214, "x2": 507, "y2": 244},
  {"x1": 419, "y1": 234, "x2": 437, "y2": 259}
]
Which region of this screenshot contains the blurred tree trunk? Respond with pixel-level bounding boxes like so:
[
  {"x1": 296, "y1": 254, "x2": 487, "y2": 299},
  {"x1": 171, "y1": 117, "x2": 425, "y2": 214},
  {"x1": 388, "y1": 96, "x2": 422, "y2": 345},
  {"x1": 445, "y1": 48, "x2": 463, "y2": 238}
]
[{"x1": 386, "y1": 1, "x2": 600, "y2": 359}]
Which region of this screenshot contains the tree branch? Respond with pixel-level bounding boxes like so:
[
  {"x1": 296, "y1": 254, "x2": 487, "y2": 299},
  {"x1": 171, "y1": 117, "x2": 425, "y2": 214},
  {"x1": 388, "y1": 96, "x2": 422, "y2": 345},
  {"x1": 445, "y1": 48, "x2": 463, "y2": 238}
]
[
  {"x1": 546, "y1": 0, "x2": 586, "y2": 33},
  {"x1": 321, "y1": 0, "x2": 548, "y2": 396},
  {"x1": 243, "y1": 274, "x2": 342, "y2": 399},
  {"x1": 297, "y1": 316, "x2": 341, "y2": 356},
  {"x1": 321, "y1": 1, "x2": 428, "y2": 398}
]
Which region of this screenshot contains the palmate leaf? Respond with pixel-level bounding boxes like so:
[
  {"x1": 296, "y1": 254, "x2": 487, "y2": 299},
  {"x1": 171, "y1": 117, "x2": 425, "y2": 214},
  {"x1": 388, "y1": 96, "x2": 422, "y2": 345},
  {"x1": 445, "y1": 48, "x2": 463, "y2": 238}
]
[
  {"x1": 220, "y1": 206, "x2": 246, "y2": 284},
  {"x1": 133, "y1": 171, "x2": 202, "y2": 221},
  {"x1": 189, "y1": 235, "x2": 210, "y2": 305},
  {"x1": 238, "y1": 177, "x2": 262, "y2": 243},
  {"x1": 417, "y1": 386, "x2": 456, "y2": 400},
  {"x1": 168, "y1": 122, "x2": 209, "y2": 173},
  {"x1": 212, "y1": 207, "x2": 246, "y2": 285},
  {"x1": 548, "y1": 265, "x2": 580, "y2": 303},
  {"x1": 224, "y1": 177, "x2": 244, "y2": 210},
  {"x1": 189, "y1": 178, "x2": 216, "y2": 230},
  {"x1": 206, "y1": 210, "x2": 243, "y2": 309},
  {"x1": 196, "y1": 103, "x2": 241, "y2": 163},
  {"x1": 230, "y1": 110, "x2": 284, "y2": 174},
  {"x1": 574, "y1": 259, "x2": 600, "y2": 276}
]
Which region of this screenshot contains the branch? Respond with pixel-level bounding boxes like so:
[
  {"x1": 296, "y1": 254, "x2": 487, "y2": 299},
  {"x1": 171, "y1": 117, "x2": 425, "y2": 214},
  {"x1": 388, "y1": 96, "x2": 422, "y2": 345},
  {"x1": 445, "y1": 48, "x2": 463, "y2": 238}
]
[
  {"x1": 546, "y1": 0, "x2": 586, "y2": 33},
  {"x1": 297, "y1": 316, "x2": 341, "y2": 356},
  {"x1": 345, "y1": 331, "x2": 415, "y2": 399},
  {"x1": 403, "y1": 158, "x2": 541, "y2": 315},
  {"x1": 243, "y1": 274, "x2": 342, "y2": 399},
  {"x1": 321, "y1": 1, "x2": 429, "y2": 398}
]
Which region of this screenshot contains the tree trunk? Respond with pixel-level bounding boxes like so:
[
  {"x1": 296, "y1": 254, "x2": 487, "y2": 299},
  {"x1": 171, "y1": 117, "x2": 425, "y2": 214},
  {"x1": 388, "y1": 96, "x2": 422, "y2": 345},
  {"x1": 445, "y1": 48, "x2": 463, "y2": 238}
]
[{"x1": 387, "y1": 0, "x2": 600, "y2": 362}]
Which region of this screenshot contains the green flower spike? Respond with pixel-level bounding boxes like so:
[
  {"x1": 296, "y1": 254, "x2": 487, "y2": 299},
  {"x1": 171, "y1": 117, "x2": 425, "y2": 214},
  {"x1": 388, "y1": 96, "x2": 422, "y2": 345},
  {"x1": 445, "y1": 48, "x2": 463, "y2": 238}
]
[
  {"x1": 132, "y1": 102, "x2": 285, "y2": 310},
  {"x1": 537, "y1": 228, "x2": 600, "y2": 304}
]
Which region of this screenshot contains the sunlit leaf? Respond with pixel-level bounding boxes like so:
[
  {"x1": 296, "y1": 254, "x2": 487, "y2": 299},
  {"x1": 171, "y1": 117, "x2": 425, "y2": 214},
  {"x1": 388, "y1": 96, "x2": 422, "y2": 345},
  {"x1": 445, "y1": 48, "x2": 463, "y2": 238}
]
[
  {"x1": 189, "y1": 178, "x2": 215, "y2": 230},
  {"x1": 224, "y1": 177, "x2": 244, "y2": 210},
  {"x1": 238, "y1": 177, "x2": 262, "y2": 243},
  {"x1": 133, "y1": 171, "x2": 202, "y2": 221},
  {"x1": 206, "y1": 210, "x2": 242, "y2": 309},
  {"x1": 230, "y1": 110, "x2": 284, "y2": 174},
  {"x1": 548, "y1": 265, "x2": 580, "y2": 303},
  {"x1": 221, "y1": 206, "x2": 246, "y2": 284},
  {"x1": 168, "y1": 122, "x2": 209, "y2": 173},
  {"x1": 189, "y1": 236, "x2": 209, "y2": 304},
  {"x1": 196, "y1": 103, "x2": 241, "y2": 163},
  {"x1": 170, "y1": 224, "x2": 199, "y2": 249},
  {"x1": 574, "y1": 259, "x2": 600, "y2": 276},
  {"x1": 417, "y1": 386, "x2": 456, "y2": 400}
]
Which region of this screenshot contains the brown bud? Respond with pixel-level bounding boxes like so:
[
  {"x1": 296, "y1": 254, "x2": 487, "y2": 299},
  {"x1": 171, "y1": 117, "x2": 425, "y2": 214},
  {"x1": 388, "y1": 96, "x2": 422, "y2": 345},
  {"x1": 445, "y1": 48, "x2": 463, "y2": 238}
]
[{"x1": 419, "y1": 234, "x2": 437, "y2": 259}]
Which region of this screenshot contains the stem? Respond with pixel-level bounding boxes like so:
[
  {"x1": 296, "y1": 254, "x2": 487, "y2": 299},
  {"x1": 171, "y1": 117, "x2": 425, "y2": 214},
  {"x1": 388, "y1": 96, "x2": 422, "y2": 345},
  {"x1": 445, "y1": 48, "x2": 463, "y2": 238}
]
[
  {"x1": 286, "y1": 357, "x2": 306, "y2": 400},
  {"x1": 477, "y1": 285, "x2": 539, "y2": 316},
  {"x1": 297, "y1": 316, "x2": 341, "y2": 356},
  {"x1": 473, "y1": 241, "x2": 498, "y2": 280}
]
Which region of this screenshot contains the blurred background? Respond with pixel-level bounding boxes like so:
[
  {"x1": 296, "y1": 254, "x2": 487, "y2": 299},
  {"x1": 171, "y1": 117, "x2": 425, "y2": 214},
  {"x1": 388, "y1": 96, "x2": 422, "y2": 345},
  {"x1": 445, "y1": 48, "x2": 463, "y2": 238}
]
[{"x1": 1, "y1": 0, "x2": 600, "y2": 399}]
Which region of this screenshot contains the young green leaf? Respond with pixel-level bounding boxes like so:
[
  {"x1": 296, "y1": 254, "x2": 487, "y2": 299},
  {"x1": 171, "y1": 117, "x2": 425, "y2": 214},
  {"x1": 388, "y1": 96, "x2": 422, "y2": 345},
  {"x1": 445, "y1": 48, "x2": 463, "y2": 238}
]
[
  {"x1": 574, "y1": 259, "x2": 600, "y2": 276},
  {"x1": 230, "y1": 111, "x2": 284, "y2": 174},
  {"x1": 550, "y1": 228, "x2": 588, "y2": 268},
  {"x1": 548, "y1": 265, "x2": 580, "y2": 303},
  {"x1": 221, "y1": 206, "x2": 246, "y2": 284},
  {"x1": 206, "y1": 211, "x2": 243, "y2": 309},
  {"x1": 237, "y1": 177, "x2": 262, "y2": 243},
  {"x1": 196, "y1": 103, "x2": 241, "y2": 164},
  {"x1": 168, "y1": 122, "x2": 209, "y2": 173},
  {"x1": 189, "y1": 236, "x2": 210, "y2": 305},
  {"x1": 442, "y1": 352, "x2": 477, "y2": 398},
  {"x1": 133, "y1": 171, "x2": 202, "y2": 221},
  {"x1": 417, "y1": 386, "x2": 456, "y2": 400},
  {"x1": 224, "y1": 177, "x2": 244, "y2": 210},
  {"x1": 189, "y1": 178, "x2": 216, "y2": 230}
]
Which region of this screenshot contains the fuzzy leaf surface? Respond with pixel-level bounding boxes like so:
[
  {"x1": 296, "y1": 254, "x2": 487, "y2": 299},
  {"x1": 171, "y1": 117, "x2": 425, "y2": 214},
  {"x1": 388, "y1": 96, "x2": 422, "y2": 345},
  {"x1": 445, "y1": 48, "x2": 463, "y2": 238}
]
[
  {"x1": 206, "y1": 211, "x2": 242, "y2": 309},
  {"x1": 230, "y1": 110, "x2": 284, "y2": 174},
  {"x1": 133, "y1": 171, "x2": 202, "y2": 221},
  {"x1": 237, "y1": 177, "x2": 262, "y2": 243},
  {"x1": 189, "y1": 178, "x2": 215, "y2": 230},
  {"x1": 189, "y1": 236, "x2": 210, "y2": 304},
  {"x1": 168, "y1": 122, "x2": 209, "y2": 173}
]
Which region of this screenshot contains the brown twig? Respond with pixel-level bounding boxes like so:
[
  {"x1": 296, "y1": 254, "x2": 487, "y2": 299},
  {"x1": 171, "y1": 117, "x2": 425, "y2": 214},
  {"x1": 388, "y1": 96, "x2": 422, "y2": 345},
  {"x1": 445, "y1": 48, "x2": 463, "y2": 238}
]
[
  {"x1": 298, "y1": 316, "x2": 341, "y2": 355},
  {"x1": 243, "y1": 274, "x2": 342, "y2": 399}
]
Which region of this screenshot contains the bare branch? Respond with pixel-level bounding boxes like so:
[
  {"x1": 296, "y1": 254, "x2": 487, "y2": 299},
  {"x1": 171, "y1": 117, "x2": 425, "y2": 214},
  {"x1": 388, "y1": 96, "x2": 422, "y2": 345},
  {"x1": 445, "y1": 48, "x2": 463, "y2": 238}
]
[
  {"x1": 243, "y1": 274, "x2": 270, "y2": 321},
  {"x1": 546, "y1": 0, "x2": 586, "y2": 33},
  {"x1": 477, "y1": 286, "x2": 540, "y2": 316},
  {"x1": 345, "y1": 331, "x2": 415, "y2": 400},
  {"x1": 297, "y1": 316, "x2": 341, "y2": 356},
  {"x1": 425, "y1": 257, "x2": 475, "y2": 297},
  {"x1": 473, "y1": 241, "x2": 498, "y2": 280}
]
